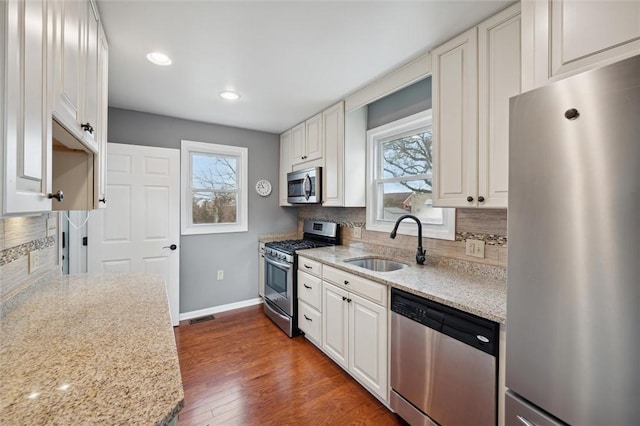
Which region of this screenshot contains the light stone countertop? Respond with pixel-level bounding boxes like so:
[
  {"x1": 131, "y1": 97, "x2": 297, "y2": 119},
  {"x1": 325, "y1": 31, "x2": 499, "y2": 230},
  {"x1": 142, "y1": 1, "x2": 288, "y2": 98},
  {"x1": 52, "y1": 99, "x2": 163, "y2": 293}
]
[
  {"x1": 297, "y1": 244, "x2": 507, "y2": 324},
  {"x1": 0, "y1": 273, "x2": 184, "y2": 425},
  {"x1": 257, "y1": 231, "x2": 300, "y2": 244}
]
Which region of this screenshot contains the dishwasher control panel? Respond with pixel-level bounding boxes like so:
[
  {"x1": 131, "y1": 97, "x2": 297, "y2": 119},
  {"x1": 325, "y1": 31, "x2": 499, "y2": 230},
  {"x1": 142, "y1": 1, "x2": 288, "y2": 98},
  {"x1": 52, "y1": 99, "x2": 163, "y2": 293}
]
[{"x1": 391, "y1": 288, "x2": 499, "y2": 356}]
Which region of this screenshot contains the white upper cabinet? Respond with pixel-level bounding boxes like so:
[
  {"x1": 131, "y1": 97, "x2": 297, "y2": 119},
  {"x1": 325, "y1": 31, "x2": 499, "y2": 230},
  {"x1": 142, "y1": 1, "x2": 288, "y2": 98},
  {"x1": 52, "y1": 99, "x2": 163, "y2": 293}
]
[
  {"x1": 95, "y1": 24, "x2": 108, "y2": 208},
  {"x1": 2, "y1": 0, "x2": 108, "y2": 216},
  {"x1": 323, "y1": 103, "x2": 367, "y2": 207},
  {"x1": 291, "y1": 113, "x2": 323, "y2": 166},
  {"x1": 432, "y1": 27, "x2": 479, "y2": 208},
  {"x1": 305, "y1": 113, "x2": 323, "y2": 162},
  {"x1": 433, "y1": 4, "x2": 521, "y2": 208},
  {"x1": 1, "y1": 0, "x2": 53, "y2": 215},
  {"x1": 52, "y1": 0, "x2": 101, "y2": 152},
  {"x1": 82, "y1": 0, "x2": 100, "y2": 150},
  {"x1": 522, "y1": 0, "x2": 640, "y2": 90},
  {"x1": 290, "y1": 122, "x2": 305, "y2": 165},
  {"x1": 279, "y1": 130, "x2": 292, "y2": 206},
  {"x1": 477, "y1": 4, "x2": 521, "y2": 208}
]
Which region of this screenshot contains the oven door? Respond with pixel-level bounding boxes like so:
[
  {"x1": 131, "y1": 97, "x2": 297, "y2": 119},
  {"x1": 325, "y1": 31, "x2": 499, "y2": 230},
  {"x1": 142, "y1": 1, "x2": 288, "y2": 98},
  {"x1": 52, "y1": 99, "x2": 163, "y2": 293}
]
[{"x1": 264, "y1": 254, "x2": 294, "y2": 316}]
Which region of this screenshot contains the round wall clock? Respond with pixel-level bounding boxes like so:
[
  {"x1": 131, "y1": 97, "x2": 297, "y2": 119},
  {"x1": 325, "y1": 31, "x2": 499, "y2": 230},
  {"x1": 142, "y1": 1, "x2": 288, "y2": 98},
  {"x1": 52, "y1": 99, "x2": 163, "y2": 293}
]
[{"x1": 255, "y1": 179, "x2": 272, "y2": 197}]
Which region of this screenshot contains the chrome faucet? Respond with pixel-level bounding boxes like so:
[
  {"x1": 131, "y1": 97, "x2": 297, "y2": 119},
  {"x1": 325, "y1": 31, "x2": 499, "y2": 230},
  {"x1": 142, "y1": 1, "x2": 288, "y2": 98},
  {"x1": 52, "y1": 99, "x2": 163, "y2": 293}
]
[{"x1": 390, "y1": 214, "x2": 426, "y2": 265}]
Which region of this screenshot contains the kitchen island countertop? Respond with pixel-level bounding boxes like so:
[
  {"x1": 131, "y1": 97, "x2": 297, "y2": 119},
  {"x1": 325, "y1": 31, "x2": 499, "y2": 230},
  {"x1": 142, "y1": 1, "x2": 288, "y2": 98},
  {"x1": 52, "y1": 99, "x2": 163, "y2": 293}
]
[
  {"x1": 0, "y1": 273, "x2": 184, "y2": 425},
  {"x1": 297, "y1": 244, "x2": 507, "y2": 324}
]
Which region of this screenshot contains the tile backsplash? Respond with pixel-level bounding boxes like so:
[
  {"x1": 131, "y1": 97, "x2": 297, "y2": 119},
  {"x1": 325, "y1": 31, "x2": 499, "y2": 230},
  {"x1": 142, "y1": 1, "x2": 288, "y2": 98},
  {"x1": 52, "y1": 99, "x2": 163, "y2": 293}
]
[
  {"x1": 298, "y1": 206, "x2": 507, "y2": 268},
  {"x1": 0, "y1": 214, "x2": 60, "y2": 303}
]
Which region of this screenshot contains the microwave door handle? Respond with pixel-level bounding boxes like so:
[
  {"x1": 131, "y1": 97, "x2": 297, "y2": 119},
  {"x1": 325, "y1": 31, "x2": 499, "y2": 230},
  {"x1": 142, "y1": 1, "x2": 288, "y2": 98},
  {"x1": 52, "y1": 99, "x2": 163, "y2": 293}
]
[
  {"x1": 265, "y1": 254, "x2": 292, "y2": 270},
  {"x1": 303, "y1": 173, "x2": 311, "y2": 200}
]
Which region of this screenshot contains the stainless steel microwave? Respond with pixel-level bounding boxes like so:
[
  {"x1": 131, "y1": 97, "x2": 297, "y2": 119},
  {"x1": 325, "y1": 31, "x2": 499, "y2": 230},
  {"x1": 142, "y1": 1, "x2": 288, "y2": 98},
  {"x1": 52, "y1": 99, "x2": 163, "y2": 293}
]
[{"x1": 287, "y1": 167, "x2": 322, "y2": 204}]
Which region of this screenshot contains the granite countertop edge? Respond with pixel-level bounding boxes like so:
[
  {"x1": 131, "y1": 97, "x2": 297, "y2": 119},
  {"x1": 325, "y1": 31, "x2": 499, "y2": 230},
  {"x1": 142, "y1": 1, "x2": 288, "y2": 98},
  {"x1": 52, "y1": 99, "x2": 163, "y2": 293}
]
[
  {"x1": 297, "y1": 245, "x2": 507, "y2": 324},
  {"x1": 0, "y1": 272, "x2": 184, "y2": 425}
]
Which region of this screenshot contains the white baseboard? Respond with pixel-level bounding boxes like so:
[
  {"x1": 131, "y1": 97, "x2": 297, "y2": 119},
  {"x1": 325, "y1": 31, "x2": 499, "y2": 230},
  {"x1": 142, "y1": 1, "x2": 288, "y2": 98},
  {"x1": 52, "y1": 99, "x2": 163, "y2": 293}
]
[{"x1": 179, "y1": 297, "x2": 263, "y2": 321}]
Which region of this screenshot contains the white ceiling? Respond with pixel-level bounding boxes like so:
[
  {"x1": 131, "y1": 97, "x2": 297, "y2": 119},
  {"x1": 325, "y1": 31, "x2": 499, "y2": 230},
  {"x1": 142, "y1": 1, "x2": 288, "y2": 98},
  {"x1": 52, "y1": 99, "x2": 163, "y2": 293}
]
[{"x1": 98, "y1": 1, "x2": 514, "y2": 134}]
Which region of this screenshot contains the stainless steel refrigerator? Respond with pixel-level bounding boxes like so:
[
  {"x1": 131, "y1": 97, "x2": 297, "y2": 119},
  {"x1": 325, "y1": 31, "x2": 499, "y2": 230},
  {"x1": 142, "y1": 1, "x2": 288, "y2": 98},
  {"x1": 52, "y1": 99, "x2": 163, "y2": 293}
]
[{"x1": 506, "y1": 55, "x2": 640, "y2": 425}]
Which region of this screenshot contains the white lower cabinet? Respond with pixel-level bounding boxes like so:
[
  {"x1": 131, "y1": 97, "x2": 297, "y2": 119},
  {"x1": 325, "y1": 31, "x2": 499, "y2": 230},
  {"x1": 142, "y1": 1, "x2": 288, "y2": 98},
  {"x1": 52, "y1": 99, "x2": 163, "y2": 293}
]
[
  {"x1": 297, "y1": 261, "x2": 323, "y2": 346},
  {"x1": 322, "y1": 280, "x2": 388, "y2": 402}
]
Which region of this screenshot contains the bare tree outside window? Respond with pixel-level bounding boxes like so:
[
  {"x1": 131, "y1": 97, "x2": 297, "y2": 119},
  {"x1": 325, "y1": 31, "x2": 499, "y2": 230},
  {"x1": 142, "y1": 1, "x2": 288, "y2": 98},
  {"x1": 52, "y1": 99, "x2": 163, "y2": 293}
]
[
  {"x1": 378, "y1": 129, "x2": 442, "y2": 224},
  {"x1": 191, "y1": 154, "x2": 238, "y2": 224}
]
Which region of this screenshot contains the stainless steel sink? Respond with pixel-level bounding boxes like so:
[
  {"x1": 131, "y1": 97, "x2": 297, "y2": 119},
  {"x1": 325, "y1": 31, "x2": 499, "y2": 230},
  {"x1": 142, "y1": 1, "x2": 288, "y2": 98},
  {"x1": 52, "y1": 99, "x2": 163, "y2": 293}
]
[{"x1": 344, "y1": 257, "x2": 409, "y2": 272}]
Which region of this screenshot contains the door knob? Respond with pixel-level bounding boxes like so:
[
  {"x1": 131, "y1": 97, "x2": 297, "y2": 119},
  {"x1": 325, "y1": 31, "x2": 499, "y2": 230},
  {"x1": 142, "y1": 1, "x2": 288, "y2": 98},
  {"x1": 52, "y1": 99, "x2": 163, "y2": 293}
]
[{"x1": 163, "y1": 244, "x2": 178, "y2": 250}]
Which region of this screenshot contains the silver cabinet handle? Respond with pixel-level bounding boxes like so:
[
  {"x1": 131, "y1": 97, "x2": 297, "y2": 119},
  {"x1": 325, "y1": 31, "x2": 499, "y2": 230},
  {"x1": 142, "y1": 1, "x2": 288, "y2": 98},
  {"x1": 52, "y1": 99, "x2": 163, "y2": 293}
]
[
  {"x1": 516, "y1": 415, "x2": 535, "y2": 426},
  {"x1": 48, "y1": 190, "x2": 64, "y2": 202}
]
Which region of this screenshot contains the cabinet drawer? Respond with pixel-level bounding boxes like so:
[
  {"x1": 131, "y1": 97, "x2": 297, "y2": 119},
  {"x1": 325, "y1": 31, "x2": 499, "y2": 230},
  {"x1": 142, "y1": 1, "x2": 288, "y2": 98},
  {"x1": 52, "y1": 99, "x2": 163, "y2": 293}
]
[
  {"x1": 298, "y1": 300, "x2": 321, "y2": 346},
  {"x1": 298, "y1": 270, "x2": 322, "y2": 310},
  {"x1": 323, "y1": 265, "x2": 388, "y2": 306},
  {"x1": 298, "y1": 256, "x2": 322, "y2": 277}
]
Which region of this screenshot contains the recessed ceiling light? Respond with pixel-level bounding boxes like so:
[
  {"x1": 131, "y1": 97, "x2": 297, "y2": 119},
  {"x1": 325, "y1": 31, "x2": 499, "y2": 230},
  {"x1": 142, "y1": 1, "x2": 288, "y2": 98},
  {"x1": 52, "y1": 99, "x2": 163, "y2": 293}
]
[
  {"x1": 146, "y1": 52, "x2": 172, "y2": 66},
  {"x1": 220, "y1": 91, "x2": 241, "y2": 101}
]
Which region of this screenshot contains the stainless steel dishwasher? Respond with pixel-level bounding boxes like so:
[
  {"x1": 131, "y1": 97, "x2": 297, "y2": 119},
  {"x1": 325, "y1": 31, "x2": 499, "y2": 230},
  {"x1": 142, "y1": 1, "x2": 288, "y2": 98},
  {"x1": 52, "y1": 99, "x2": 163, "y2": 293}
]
[{"x1": 390, "y1": 288, "x2": 499, "y2": 426}]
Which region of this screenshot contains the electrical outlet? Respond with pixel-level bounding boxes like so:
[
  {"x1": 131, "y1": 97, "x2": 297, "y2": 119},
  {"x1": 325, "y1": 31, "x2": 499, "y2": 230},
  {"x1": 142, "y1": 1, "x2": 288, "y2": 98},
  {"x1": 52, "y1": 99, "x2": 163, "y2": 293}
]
[
  {"x1": 29, "y1": 250, "x2": 40, "y2": 274},
  {"x1": 217, "y1": 270, "x2": 224, "y2": 280},
  {"x1": 465, "y1": 239, "x2": 485, "y2": 259},
  {"x1": 46, "y1": 218, "x2": 57, "y2": 237},
  {"x1": 353, "y1": 226, "x2": 362, "y2": 239}
]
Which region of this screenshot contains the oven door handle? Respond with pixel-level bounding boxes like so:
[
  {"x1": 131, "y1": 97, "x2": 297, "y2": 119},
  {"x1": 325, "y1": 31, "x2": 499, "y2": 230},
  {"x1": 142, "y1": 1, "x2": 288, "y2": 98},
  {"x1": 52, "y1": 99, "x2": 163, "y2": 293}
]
[{"x1": 265, "y1": 254, "x2": 293, "y2": 270}]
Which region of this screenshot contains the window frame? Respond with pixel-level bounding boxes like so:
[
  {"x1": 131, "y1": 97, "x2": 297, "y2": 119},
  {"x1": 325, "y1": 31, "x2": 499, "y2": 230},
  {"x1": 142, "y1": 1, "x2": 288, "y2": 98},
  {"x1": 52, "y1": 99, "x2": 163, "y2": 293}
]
[
  {"x1": 366, "y1": 110, "x2": 455, "y2": 240},
  {"x1": 180, "y1": 140, "x2": 248, "y2": 235}
]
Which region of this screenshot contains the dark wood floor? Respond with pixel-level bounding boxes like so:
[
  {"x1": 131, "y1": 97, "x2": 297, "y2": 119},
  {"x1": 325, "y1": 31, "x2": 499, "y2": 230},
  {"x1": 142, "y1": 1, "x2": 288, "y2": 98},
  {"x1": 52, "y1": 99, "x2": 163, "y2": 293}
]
[{"x1": 174, "y1": 304, "x2": 406, "y2": 426}]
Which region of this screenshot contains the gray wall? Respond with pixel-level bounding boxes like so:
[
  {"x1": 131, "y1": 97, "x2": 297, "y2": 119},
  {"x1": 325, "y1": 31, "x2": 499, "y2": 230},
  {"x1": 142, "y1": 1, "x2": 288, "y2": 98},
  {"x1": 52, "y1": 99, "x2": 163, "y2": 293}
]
[
  {"x1": 107, "y1": 107, "x2": 298, "y2": 313},
  {"x1": 367, "y1": 77, "x2": 431, "y2": 130}
]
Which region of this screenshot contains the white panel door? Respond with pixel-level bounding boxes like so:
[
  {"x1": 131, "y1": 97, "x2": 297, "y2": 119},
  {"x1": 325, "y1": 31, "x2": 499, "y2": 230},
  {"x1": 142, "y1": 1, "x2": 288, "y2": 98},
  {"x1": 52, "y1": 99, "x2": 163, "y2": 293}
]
[{"x1": 88, "y1": 143, "x2": 180, "y2": 325}]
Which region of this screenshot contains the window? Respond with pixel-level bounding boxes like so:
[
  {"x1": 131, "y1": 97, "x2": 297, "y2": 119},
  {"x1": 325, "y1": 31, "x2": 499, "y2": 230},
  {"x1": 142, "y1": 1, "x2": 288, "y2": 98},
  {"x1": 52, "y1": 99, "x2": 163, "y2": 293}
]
[
  {"x1": 181, "y1": 140, "x2": 248, "y2": 235},
  {"x1": 366, "y1": 110, "x2": 455, "y2": 240}
]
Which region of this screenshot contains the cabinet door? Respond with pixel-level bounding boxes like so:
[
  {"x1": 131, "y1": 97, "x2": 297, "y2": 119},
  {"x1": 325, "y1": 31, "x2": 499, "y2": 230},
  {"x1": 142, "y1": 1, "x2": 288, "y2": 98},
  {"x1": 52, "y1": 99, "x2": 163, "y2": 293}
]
[
  {"x1": 322, "y1": 282, "x2": 349, "y2": 369},
  {"x1": 290, "y1": 123, "x2": 306, "y2": 165},
  {"x1": 522, "y1": 0, "x2": 640, "y2": 89},
  {"x1": 432, "y1": 27, "x2": 478, "y2": 208},
  {"x1": 52, "y1": 0, "x2": 83, "y2": 134},
  {"x1": 305, "y1": 113, "x2": 323, "y2": 161},
  {"x1": 95, "y1": 24, "x2": 108, "y2": 208},
  {"x1": 477, "y1": 4, "x2": 521, "y2": 209},
  {"x1": 80, "y1": 0, "x2": 100, "y2": 150},
  {"x1": 279, "y1": 130, "x2": 292, "y2": 206},
  {"x1": 2, "y1": 0, "x2": 53, "y2": 215},
  {"x1": 322, "y1": 102, "x2": 345, "y2": 207},
  {"x1": 349, "y1": 292, "x2": 388, "y2": 402}
]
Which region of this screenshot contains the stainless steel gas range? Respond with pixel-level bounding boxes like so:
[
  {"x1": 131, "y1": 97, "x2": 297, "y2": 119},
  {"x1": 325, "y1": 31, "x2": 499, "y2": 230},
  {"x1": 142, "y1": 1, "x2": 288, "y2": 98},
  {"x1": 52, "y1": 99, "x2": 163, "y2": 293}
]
[{"x1": 263, "y1": 221, "x2": 339, "y2": 337}]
